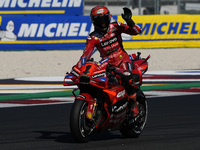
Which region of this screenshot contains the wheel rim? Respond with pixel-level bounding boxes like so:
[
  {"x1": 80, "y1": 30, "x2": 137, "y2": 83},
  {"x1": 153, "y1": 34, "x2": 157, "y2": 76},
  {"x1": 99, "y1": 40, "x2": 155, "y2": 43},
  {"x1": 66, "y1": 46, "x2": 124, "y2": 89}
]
[
  {"x1": 78, "y1": 102, "x2": 92, "y2": 138},
  {"x1": 132, "y1": 101, "x2": 147, "y2": 133}
]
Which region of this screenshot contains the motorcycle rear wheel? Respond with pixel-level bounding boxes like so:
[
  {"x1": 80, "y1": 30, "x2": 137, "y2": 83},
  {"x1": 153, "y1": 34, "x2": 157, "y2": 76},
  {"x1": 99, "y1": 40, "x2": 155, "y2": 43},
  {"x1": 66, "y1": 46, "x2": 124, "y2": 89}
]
[
  {"x1": 70, "y1": 100, "x2": 93, "y2": 143},
  {"x1": 120, "y1": 90, "x2": 148, "y2": 138}
]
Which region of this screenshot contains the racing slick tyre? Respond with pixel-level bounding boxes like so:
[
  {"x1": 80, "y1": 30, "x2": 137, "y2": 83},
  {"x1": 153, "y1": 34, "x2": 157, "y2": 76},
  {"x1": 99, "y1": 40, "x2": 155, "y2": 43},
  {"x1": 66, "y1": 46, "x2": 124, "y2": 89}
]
[
  {"x1": 70, "y1": 100, "x2": 92, "y2": 143},
  {"x1": 120, "y1": 90, "x2": 148, "y2": 138}
]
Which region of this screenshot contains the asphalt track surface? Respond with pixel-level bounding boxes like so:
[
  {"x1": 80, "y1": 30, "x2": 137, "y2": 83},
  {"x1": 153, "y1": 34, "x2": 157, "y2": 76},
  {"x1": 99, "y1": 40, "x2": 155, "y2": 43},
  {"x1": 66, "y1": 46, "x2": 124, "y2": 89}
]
[{"x1": 1, "y1": 94, "x2": 200, "y2": 150}]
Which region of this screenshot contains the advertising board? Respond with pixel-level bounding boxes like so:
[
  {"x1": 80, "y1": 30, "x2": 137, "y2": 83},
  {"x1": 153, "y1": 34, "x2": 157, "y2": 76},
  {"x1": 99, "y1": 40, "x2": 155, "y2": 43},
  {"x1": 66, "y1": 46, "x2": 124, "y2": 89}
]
[
  {"x1": 0, "y1": 0, "x2": 83, "y2": 16},
  {"x1": 0, "y1": 15, "x2": 94, "y2": 50},
  {"x1": 0, "y1": 14, "x2": 200, "y2": 50},
  {"x1": 117, "y1": 15, "x2": 200, "y2": 48}
]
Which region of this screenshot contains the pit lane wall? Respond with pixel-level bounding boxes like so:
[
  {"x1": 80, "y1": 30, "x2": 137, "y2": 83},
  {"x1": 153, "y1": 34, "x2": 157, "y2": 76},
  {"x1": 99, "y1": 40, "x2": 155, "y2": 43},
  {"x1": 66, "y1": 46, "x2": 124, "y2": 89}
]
[{"x1": 0, "y1": 14, "x2": 200, "y2": 50}]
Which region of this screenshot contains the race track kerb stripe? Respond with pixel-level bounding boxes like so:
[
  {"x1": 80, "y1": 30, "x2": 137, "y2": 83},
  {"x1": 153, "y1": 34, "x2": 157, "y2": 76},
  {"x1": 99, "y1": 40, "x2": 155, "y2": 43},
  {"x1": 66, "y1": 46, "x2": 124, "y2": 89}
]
[
  {"x1": 0, "y1": 82, "x2": 200, "y2": 102},
  {"x1": 0, "y1": 90, "x2": 78, "y2": 102}
]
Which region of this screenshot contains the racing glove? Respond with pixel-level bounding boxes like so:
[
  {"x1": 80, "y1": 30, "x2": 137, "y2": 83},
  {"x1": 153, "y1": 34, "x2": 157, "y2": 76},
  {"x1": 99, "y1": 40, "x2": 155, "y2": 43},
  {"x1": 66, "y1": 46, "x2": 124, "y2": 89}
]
[{"x1": 121, "y1": 7, "x2": 135, "y2": 27}]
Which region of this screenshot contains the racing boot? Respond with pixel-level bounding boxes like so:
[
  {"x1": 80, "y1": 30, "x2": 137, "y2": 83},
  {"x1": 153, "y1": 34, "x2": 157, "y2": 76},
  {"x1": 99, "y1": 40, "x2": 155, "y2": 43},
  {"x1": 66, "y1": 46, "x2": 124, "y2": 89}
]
[
  {"x1": 128, "y1": 93, "x2": 139, "y2": 118},
  {"x1": 122, "y1": 71, "x2": 139, "y2": 118}
]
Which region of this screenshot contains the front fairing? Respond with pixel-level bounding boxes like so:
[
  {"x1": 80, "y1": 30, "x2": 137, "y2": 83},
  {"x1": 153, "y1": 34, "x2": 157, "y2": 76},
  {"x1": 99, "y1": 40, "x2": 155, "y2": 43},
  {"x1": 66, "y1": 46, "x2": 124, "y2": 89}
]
[{"x1": 63, "y1": 58, "x2": 116, "y2": 89}]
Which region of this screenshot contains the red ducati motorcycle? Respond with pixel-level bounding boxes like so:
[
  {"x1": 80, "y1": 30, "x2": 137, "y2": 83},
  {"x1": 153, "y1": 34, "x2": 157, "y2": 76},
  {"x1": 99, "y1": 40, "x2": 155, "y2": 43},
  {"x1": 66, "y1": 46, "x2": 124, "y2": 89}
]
[{"x1": 63, "y1": 52, "x2": 150, "y2": 143}]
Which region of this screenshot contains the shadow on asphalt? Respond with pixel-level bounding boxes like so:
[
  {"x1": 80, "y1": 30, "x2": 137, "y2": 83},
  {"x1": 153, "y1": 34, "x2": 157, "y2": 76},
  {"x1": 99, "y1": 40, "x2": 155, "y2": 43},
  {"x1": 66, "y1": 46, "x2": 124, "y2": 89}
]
[{"x1": 35, "y1": 130, "x2": 123, "y2": 143}]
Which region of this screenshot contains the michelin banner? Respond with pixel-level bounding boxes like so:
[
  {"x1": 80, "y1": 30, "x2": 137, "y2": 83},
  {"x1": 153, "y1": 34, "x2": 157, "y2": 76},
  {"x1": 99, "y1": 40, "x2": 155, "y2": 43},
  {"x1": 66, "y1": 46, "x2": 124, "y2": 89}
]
[
  {"x1": 0, "y1": 14, "x2": 200, "y2": 50},
  {"x1": 0, "y1": 15, "x2": 97, "y2": 50},
  {"x1": 118, "y1": 15, "x2": 200, "y2": 49},
  {"x1": 0, "y1": 0, "x2": 83, "y2": 16}
]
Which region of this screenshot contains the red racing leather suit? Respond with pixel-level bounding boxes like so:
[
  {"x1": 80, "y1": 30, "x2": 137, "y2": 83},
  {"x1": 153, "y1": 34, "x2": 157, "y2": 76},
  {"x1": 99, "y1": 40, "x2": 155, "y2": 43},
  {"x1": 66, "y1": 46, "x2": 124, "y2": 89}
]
[{"x1": 76, "y1": 21, "x2": 142, "y2": 74}]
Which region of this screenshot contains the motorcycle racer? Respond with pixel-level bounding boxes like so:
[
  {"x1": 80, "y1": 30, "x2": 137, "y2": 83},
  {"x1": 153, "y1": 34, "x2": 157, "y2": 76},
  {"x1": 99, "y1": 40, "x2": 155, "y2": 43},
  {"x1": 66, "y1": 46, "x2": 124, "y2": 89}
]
[{"x1": 74, "y1": 6, "x2": 142, "y2": 119}]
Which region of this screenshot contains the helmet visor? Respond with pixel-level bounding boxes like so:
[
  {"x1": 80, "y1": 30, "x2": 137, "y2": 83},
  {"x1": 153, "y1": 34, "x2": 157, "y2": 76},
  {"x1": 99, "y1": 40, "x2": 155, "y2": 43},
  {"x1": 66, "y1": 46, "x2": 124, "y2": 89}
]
[{"x1": 92, "y1": 14, "x2": 110, "y2": 29}]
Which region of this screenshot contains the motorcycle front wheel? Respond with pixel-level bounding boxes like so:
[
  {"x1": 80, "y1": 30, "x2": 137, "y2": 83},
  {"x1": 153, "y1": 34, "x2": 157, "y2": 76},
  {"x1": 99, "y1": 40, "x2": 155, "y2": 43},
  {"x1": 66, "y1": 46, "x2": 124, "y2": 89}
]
[
  {"x1": 70, "y1": 100, "x2": 93, "y2": 143},
  {"x1": 120, "y1": 90, "x2": 148, "y2": 138}
]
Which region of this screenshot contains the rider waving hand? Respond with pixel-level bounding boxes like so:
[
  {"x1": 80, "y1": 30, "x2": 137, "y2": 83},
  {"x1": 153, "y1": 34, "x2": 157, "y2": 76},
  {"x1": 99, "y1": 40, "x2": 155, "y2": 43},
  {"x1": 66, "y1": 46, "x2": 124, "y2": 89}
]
[{"x1": 75, "y1": 6, "x2": 142, "y2": 118}]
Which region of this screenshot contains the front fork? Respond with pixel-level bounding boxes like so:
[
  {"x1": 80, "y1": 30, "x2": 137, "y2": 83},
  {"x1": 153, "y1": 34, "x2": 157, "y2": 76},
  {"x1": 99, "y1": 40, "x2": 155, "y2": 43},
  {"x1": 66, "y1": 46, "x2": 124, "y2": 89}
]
[{"x1": 75, "y1": 93, "x2": 97, "y2": 120}]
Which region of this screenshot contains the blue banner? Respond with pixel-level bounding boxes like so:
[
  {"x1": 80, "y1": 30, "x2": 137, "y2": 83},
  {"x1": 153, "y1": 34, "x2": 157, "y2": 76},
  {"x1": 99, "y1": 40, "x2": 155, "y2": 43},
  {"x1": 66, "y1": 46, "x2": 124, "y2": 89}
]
[
  {"x1": 0, "y1": 15, "x2": 118, "y2": 50},
  {"x1": 0, "y1": 0, "x2": 83, "y2": 16}
]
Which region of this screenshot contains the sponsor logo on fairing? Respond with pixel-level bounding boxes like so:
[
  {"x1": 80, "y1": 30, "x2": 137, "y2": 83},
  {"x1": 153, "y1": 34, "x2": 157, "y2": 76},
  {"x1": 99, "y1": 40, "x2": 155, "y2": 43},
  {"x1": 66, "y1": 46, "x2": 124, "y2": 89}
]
[
  {"x1": 117, "y1": 90, "x2": 126, "y2": 98},
  {"x1": 112, "y1": 102, "x2": 128, "y2": 113},
  {"x1": 92, "y1": 72, "x2": 106, "y2": 79}
]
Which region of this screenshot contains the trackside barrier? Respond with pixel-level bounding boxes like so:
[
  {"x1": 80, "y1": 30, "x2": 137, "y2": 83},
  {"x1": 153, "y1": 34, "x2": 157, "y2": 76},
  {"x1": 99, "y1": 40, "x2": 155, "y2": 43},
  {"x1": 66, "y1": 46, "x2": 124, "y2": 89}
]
[
  {"x1": 0, "y1": 15, "x2": 200, "y2": 50},
  {"x1": 118, "y1": 15, "x2": 200, "y2": 49},
  {"x1": 0, "y1": 0, "x2": 83, "y2": 16},
  {"x1": 0, "y1": 15, "x2": 94, "y2": 50}
]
